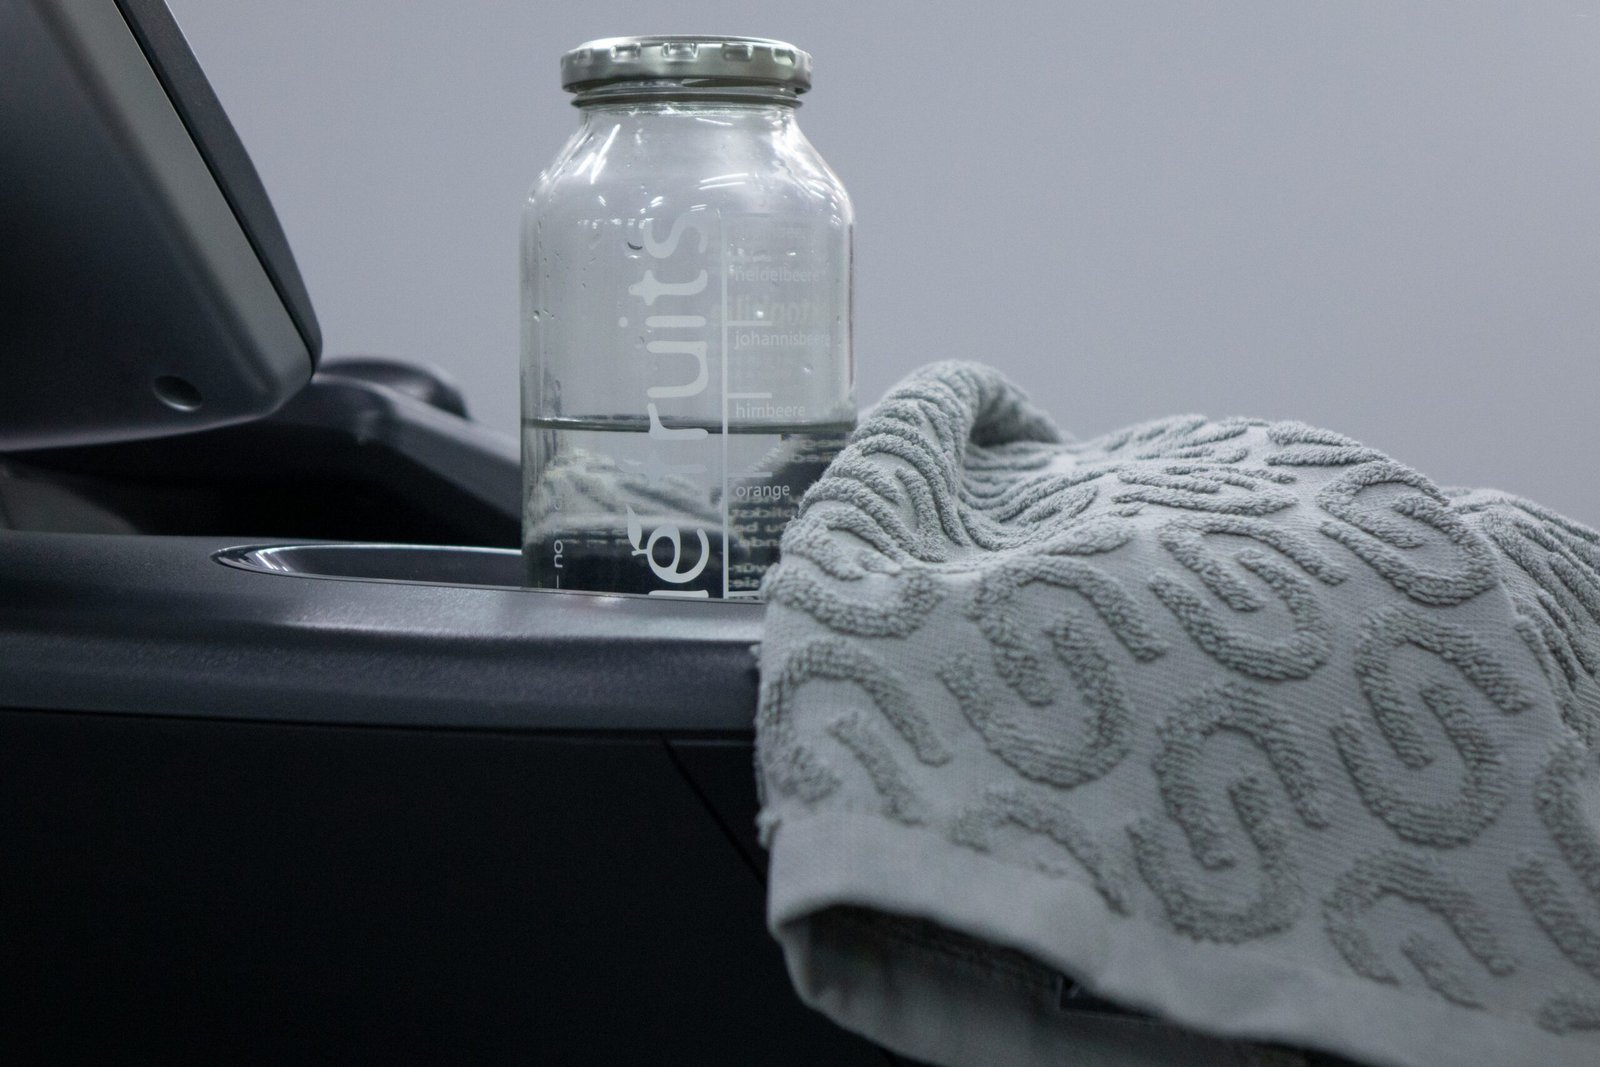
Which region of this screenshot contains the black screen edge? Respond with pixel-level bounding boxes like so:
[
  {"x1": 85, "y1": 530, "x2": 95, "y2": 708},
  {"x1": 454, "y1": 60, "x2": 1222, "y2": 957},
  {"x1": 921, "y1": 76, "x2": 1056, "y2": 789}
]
[{"x1": 110, "y1": 0, "x2": 323, "y2": 366}]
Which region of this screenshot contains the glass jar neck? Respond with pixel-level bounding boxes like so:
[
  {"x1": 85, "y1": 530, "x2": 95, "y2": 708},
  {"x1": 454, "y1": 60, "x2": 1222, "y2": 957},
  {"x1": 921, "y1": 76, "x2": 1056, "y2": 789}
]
[{"x1": 570, "y1": 80, "x2": 802, "y2": 111}]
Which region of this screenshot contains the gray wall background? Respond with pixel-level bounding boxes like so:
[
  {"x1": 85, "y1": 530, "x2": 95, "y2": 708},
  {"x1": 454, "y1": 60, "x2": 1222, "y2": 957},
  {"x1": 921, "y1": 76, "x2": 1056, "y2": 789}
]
[{"x1": 165, "y1": 1, "x2": 1600, "y2": 525}]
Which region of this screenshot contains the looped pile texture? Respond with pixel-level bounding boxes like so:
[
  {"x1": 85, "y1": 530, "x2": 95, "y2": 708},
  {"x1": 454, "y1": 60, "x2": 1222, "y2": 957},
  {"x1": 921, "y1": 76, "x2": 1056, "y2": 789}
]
[{"x1": 755, "y1": 361, "x2": 1600, "y2": 1067}]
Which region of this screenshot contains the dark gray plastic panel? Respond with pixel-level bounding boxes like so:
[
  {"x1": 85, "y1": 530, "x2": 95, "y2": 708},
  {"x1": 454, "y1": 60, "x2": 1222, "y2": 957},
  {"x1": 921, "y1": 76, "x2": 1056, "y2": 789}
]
[
  {"x1": 113, "y1": 0, "x2": 322, "y2": 360},
  {"x1": 0, "y1": 530, "x2": 763, "y2": 731},
  {"x1": 0, "y1": 710, "x2": 894, "y2": 1064},
  {"x1": 12, "y1": 371, "x2": 522, "y2": 547},
  {"x1": 0, "y1": 0, "x2": 314, "y2": 448}
]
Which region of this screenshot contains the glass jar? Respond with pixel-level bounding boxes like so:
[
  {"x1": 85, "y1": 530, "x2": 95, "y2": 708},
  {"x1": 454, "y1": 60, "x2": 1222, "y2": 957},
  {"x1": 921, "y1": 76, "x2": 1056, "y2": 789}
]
[{"x1": 522, "y1": 35, "x2": 854, "y2": 598}]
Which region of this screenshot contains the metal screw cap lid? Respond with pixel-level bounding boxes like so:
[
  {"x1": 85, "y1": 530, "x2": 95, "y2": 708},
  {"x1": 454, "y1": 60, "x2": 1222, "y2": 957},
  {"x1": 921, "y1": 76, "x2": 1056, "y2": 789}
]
[{"x1": 561, "y1": 35, "x2": 812, "y2": 93}]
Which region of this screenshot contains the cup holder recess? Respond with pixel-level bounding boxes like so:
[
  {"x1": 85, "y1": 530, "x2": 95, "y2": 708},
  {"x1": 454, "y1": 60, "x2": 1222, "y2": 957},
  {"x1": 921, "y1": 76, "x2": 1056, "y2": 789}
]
[{"x1": 214, "y1": 542, "x2": 526, "y2": 590}]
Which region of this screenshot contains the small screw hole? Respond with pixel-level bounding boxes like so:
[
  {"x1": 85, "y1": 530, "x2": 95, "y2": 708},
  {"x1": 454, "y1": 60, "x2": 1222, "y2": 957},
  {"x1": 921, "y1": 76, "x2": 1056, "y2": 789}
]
[{"x1": 153, "y1": 375, "x2": 203, "y2": 412}]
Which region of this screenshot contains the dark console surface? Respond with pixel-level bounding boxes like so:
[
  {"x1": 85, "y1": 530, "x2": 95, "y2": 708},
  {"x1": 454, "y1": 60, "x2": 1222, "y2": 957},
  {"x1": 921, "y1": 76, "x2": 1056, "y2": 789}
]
[
  {"x1": 0, "y1": 529, "x2": 902, "y2": 1063},
  {"x1": 0, "y1": 529, "x2": 762, "y2": 732}
]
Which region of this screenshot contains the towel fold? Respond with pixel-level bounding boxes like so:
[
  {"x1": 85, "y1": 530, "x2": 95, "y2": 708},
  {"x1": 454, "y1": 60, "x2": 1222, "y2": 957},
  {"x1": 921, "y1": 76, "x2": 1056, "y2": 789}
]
[{"x1": 755, "y1": 361, "x2": 1600, "y2": 1067}]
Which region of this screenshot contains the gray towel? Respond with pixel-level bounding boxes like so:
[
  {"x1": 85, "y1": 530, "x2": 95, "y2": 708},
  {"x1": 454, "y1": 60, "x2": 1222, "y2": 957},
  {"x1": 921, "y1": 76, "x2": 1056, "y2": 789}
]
[{"x1": 754, "y1": 361, "x2": 1600, "y2": 1067}]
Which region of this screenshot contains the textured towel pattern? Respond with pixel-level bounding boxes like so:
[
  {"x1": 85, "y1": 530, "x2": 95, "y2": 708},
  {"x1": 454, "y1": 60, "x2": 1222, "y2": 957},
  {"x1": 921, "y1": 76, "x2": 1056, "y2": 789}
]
[{"x1": 755, "y1": 362, "x2": 1600, "y2": 1067}]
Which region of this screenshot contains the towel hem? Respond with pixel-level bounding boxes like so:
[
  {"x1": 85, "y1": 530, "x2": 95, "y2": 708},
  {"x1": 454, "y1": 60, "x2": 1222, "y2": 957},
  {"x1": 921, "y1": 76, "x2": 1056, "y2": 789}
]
[{"x1": 767, "y1": 808, "x2": 1580, "y2": 1067}]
